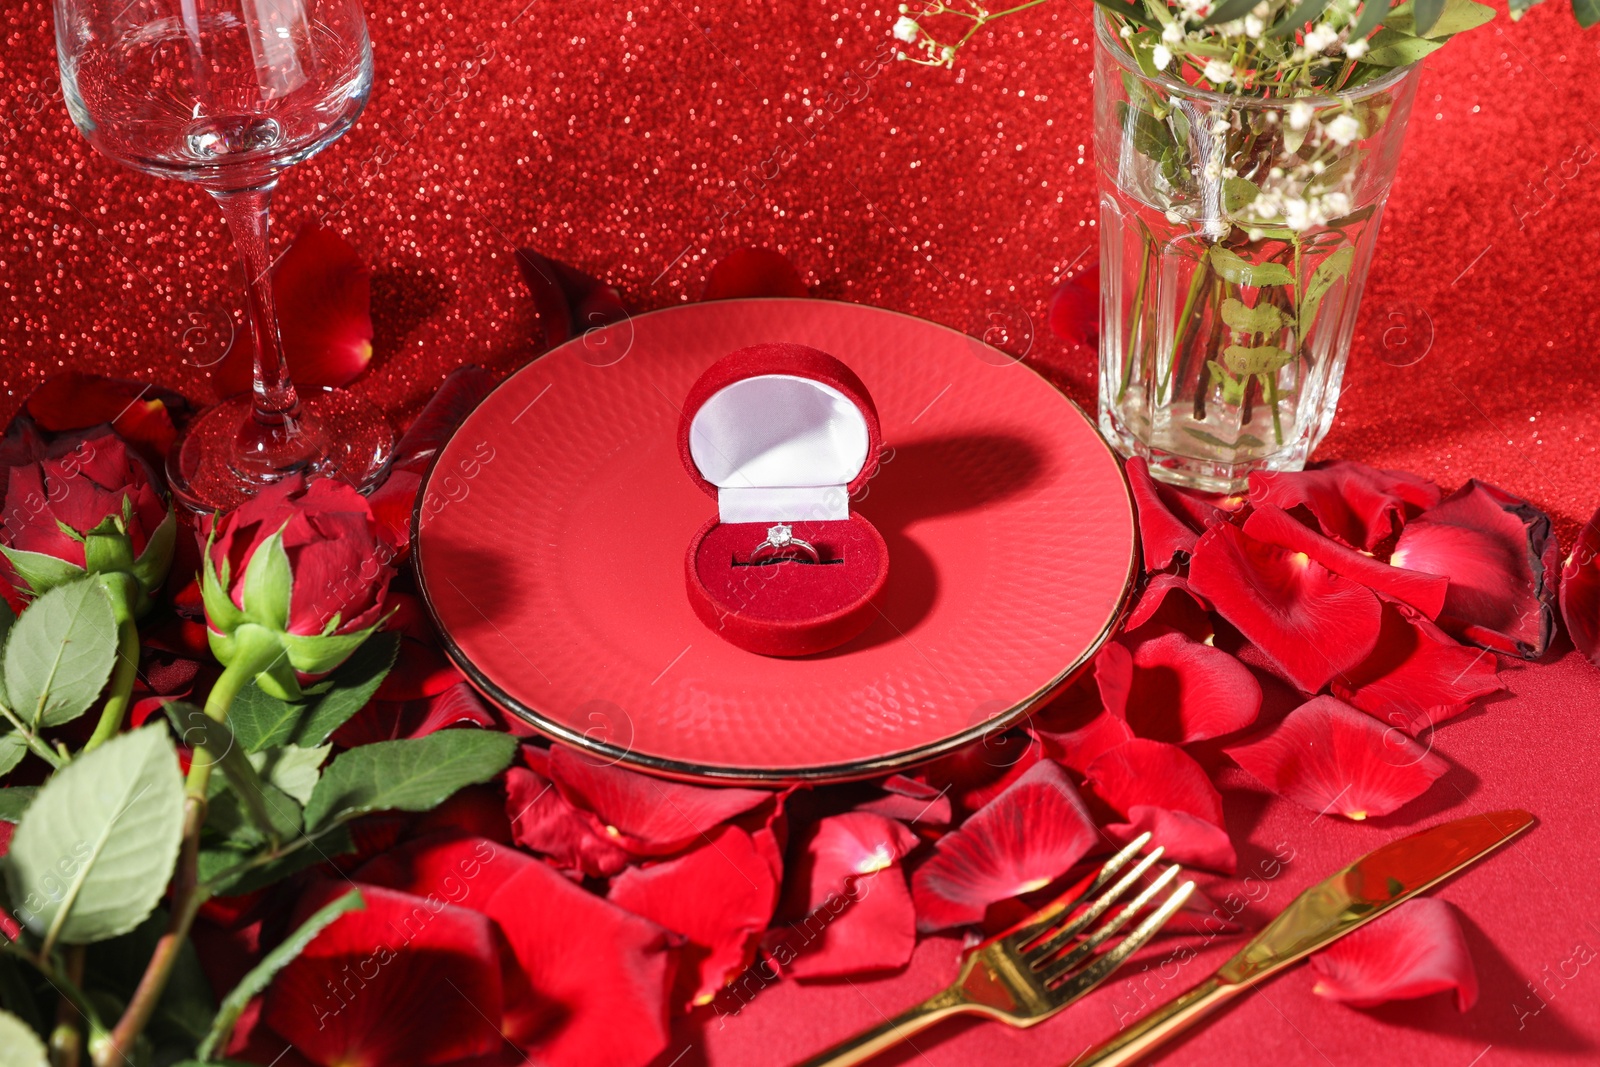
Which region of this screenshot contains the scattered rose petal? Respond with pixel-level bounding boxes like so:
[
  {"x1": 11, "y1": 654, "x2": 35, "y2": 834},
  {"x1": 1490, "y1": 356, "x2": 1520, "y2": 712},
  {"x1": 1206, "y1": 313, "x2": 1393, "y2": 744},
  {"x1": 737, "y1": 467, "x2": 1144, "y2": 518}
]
[
  {"x1": 1243, "y1": 505, "x2": 1448, "y2": 619},
  {"x1": 1124, "y1": 573, "x2": 1213, "y2": 640},
  {"x1": 1048, "y1": 260, "x2": 1098, "y2": 347},
  {"x1": 855, "y1": 775, "x2": 952, "y2": 827},
  {"x1": 486, "y1": 857, "x2": 676, "y2": 1067},
  {"x1": 217, "y1": 225, "x2": 375, "y2": 396},
  {"x1": 766, "y1": 812, "x2": 920, "y2": 980},
  {"x1": 516, "y1": 248, "x2": 630, "y2": 351},
  {"x1": 546, "y1": 744, "x2": 773, "y2": 855},
  {"x1": 1084, "y1": 738, "x2": 1224, "y2": 828},
  {"x1": 22, "y1": 373, "x2": 187, "y2": 464},
  {"x1": 1332, "y1": 605, "x2": 1500, "y2": 736},
  {"x1": 264, "y1": 880, "x2": 504, "y2": 1067},
  {"x1": 609, "y1": 825, "x2": 778, "y2": 1007},
  {"x1": 1561, "y1": 506, "x2": 1600, "y2": 668},
  {"x1": 411, "y1": 784, "x2": 514, "y2": 845},
  {"x1": 1249, "y1": 461, "x2": 1442, "y2": 550},
  {"x1": 702, "y1": 247, "x2": 808, "y2": 300},
  {"x1": 1310, "y1": 898, "x2": 1478, "y2": 1010},
  {"x1": 1098, "y1": 628, "x2": 1261, "y2": 744},
  {"x1": 1031, "y1": 680, "x2": 1133, "y2": 775},
  {"x1": 1223, "y1": 695, "x2": 1448, "y2": 821},
  {"x1": 355, "y1": 834, "x2": 532, "y2": 908},
  {"x1": 911, "y1": 760, "x2": 1098, "y2": 933},
  {"x1": 915, "y1": 728, "x2": 1043, "y2": 816},
  {"x1": 1190, "y1": 521, "x2": 1382, "y2": 693},
  {"x1": 1391, "y1": 480, "x2": 1560, "y2": 659},
  {"x1": 504, "y1": 763, "x2": 630, "y2": 878},
  {"x1": 1106, "y1": 804, "x2": 1236, "y2": 874},
  {"x1": 389, "y1": 365, "x2": 498, "y2": 474},
  {"x1": 1127, "y1": 457, "x2": 1200, "y2": 571},
  {"x1": 367, "y1": 468, "x2": 421, "y2": 560}
]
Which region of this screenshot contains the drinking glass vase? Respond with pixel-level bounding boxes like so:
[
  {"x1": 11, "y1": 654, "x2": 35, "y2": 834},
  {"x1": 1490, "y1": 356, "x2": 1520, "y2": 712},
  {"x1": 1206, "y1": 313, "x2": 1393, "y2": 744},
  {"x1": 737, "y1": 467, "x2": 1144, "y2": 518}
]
[
  {"x1": 53, "y1": 0, "x2": 392, "y2": 510},
  {"x1": 1093, "y1": 10, "x2": 1422, "y2": 493}
]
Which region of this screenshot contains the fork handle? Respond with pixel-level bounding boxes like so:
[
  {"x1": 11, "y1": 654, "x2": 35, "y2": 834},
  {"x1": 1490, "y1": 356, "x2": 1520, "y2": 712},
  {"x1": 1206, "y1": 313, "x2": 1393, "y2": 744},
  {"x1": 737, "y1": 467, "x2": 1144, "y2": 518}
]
[
  {"x1": 1070, "y1": 976, "x2": 1243, "y2": 1067},
  {"x1": 792, "y1": 985, "x2": 968, "y2": 1067}
]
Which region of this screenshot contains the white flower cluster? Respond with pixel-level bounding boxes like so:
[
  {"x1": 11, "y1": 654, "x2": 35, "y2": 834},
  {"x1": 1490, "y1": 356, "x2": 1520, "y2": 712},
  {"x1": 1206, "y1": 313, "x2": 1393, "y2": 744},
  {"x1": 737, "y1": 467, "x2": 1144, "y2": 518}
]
[
  {"x1": 892, "y1": 5, "x2": 957, "y2": 68},
  {"x1": 1235, "y1": 107, "x2": 1364, "y2": 232}
]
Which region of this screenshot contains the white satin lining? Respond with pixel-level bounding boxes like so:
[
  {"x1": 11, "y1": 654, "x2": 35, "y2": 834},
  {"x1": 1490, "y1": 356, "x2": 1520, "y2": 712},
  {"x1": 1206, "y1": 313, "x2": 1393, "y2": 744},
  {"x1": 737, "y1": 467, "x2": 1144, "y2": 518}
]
[{"x1": 689, "y1": 374, "x2": 869, "y2": 523}]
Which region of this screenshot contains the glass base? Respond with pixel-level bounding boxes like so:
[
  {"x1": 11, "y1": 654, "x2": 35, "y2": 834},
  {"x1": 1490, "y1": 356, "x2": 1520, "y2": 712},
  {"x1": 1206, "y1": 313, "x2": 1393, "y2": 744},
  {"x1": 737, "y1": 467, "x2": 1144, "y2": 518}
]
[
  {"x1": 1099, "y1": 407, "x2": 1308, "y2": 495},
  {"x1": 167, "y1": 387, "x2": 394, "y2": 512}
]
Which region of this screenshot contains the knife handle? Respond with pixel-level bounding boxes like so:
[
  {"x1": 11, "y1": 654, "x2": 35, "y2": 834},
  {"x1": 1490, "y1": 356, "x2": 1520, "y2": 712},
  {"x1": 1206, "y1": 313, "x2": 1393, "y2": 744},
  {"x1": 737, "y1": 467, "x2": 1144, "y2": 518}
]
[{"x1": 1071, "y1": 976, "x2": 1244, "y2": 1067}]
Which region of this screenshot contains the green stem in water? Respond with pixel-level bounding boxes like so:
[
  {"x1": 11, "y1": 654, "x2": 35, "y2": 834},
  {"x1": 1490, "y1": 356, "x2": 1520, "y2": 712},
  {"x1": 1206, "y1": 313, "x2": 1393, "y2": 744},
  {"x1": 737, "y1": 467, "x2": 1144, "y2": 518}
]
[
  {"x1": 1117, "y1": 227, "x2": 1153, "y2": 404},
  {"x1": 83, "y1": 575, "x2": 140, "y2": 755},
  {"x1": 1263, "y1": 372, "x2": 1284, "y2": 446},
  {"x1": 1160, "y1": 248, "x2": 1212, "y2": 402}
]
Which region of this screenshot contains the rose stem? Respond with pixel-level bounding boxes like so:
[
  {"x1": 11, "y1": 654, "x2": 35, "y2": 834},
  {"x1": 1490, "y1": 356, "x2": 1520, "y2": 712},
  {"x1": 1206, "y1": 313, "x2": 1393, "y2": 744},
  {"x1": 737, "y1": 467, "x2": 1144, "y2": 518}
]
[
  {"x1": 48, "y1": 945, "x2": 86, "y2": 1067},
  {"x1": 1193, "y1": 277, "x2": 1225, "y2": 421},
  {"x1": 1117, "y1": 224, "x2": 1153, "y2": 404},
  {"x1": 1161, "y1": 249, "x2": 1211, "y2": 403},
  {"x1": 83, "y1": 576, "x2": 140, "y2": 754}
]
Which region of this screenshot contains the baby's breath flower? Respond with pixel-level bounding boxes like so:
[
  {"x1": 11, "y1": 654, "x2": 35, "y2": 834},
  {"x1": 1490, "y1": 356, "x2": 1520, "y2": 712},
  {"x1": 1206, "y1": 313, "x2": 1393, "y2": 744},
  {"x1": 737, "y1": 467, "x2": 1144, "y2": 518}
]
[
  {"x1": 1162, "y1": 21, "x2": 1184, "y2": 43},
  {"x1": 1203, "y1": 59, "x2": 1234, "y2": 85},
  {"x1": 1288, "y1": 101, "x2": 1314, "y2": 130},
  {"x1": 1245, "y1": 15, "x2": 1265, "y2": 36},
  {"x1": 1120, "y1": 23, "x2": 1135, "y2": 38},
  {"x1": 1153, "y1": 44, "x2": 1173, "y2": 70},
  {"x1": 1324, "y1": 113, "x2": 1361, "y2": 146},
  {"x1": 1303, "y1": 24, "x2": 1338, "y2": 54},
  {"x1": 893, "y1": 15, "x2": 920, "y2": 43},
  {"x1": 1344, "y1": 38, "x2": 1370, "y2": 60}
]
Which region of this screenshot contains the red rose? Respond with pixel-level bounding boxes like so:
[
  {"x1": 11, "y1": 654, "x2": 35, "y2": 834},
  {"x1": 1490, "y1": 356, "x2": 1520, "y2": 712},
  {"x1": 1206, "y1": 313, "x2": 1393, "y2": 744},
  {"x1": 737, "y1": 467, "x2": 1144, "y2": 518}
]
[
  {"x1": 0, "y1": 429, "x2": 175, "y2": 609},
  {"x1": 200, "y1": 474, "x2": 396, "y2": 699}
]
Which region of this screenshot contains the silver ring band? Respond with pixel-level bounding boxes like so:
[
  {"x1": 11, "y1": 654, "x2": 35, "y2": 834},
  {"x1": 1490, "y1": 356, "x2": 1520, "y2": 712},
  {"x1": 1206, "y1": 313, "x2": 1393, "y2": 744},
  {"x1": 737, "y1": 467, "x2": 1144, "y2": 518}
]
[{"x1": 749, "y1": 522, "x2": 820, "y2": 564}]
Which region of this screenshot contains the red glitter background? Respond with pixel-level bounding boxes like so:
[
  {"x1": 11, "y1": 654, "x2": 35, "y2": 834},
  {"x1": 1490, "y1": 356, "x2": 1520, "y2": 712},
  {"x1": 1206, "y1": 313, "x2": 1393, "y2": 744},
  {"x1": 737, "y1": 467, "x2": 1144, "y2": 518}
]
[{"x1": 3, "y1": 2, "x2": 1599, "y2": 1065}]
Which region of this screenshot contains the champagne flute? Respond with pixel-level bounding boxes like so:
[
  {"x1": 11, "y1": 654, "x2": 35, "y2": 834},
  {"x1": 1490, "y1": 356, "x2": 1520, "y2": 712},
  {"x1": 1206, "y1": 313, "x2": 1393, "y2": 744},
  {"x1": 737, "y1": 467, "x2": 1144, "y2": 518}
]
[{"x1": 53, "y1": 0, "x2": 393, "y2": 510}]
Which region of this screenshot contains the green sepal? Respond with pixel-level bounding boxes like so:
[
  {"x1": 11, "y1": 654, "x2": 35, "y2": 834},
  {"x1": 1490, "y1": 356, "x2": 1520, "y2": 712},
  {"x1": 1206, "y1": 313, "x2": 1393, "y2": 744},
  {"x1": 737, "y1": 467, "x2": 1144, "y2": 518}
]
[
  {"x1": 281, "y1": 622, "x2": 382, "y2": 677},
  {"x1": 239, "y1": 528, "x2": 293, "y2": 632},
  {"x1": 129, "y1": 506, "x2": 177, "y2": 606},
  {"x1": 0, "y1": 544, "x2": 86, "y2": 598},
  {"x1": 208, "y1": 623, "x2": 297, "y2": 700},
  {"x1": 82, "y1": 514, "x2": 136, "y2": 576},
  {"x1": 199, "y1": 532, "x2": 245, "y2": 636}
]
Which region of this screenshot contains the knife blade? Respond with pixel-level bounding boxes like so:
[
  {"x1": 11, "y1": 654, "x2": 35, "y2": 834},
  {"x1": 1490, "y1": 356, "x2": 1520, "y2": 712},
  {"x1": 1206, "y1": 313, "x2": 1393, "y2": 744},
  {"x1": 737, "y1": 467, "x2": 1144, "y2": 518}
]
[{"x1": 1069, "y1": 808, "x2": 1535, "y2": 1067}]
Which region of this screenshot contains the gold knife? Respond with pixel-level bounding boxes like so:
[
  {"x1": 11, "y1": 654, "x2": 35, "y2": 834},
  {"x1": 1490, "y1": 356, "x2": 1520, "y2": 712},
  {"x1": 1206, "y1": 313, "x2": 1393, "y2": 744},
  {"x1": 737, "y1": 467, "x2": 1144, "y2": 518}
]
[{"x1": 1069, "y1": 808, "x2": 1535, "y2": 1067}]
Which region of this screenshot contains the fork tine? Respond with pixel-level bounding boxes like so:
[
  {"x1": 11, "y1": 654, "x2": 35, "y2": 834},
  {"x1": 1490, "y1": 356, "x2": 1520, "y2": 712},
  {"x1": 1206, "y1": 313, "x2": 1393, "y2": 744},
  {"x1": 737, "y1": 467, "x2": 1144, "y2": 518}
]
[
  {"x1": 1045, "y1": 876, "x2": 1196, "y2": 1000},
  {"x1": 1034, "y1": 864, "x2": 1183, "y2": 984},
  {"x1": 1007, "y1": 832, "x2": 1154, "y2": 947},
  {"x1": 1020, "y1": 844, "x2": 1166, "y2": 963}
]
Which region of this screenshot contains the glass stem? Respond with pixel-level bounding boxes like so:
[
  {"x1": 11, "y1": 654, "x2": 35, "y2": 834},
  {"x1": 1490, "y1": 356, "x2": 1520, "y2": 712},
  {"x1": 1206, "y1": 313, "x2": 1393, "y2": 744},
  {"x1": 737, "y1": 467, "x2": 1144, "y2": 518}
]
[{"x1": 210, "y1": 183, "x2": 299, "y2": 428}]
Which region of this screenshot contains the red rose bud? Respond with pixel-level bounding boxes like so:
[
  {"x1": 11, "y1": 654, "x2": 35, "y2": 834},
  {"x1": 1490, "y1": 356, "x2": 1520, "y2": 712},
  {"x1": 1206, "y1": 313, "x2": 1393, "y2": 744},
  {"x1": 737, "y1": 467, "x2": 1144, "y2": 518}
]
[
  {"x1": 0, "y1": 429, "x2": 176, "y2": 613},
  {"x1": 200, "y1": 475, "x2": 396, "y2": 700}
]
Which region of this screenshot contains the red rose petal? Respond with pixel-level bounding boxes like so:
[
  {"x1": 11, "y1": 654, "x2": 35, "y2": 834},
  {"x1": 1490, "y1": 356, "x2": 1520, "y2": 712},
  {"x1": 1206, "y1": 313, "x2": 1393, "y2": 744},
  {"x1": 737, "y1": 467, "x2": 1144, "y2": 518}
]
[
  {"x1": 768, "y1": 813, "x2": 919, "y2": 980},
  {"x1": 1332, "y1": 604, "x2": 1501, "y2": 736},
  {"x1": 609, "y1": 825, "x2": 779, "y2": 1007},
  {"x1": 1249, "y1": 460, "x2": 1442, "y2": 550},
  {"x1": 1031, "y1": 681, "x2": 1134, "y2": 775},
  {"x1": 1099, "y1": 628, "x2": 1261, "y2": 744},
  {"x1": 367, "y1": 468, "x2": 421, "y2": 561},
  {"x1": 1126, "y1": 457, "x2": 1201, "y2": 571},
  {"x1": 374, "y1": 639, "x2": 464, "y2": 702},
  {"x1": 915, "y1": 728, "x2": 1043, "y2": 816},
  {"x1": 1124, "y1": 573, "x2": 1213, "y2": 640},
  {"x1": 410, "y1": 784, "x2": 514, "y2": 846},
  {"x1": 217, "y1": 225, "x2": 375, "y2": 396},
  {"x1": 264, "y1": 880, "x2": 504, "y2": 1067},
  {"x1": 1309, "y1": 897, "x2": 1478, "y2": 1010},
  {"x1": 855, "y1": 775, "x2": 953, "y2": 827},
  {"x1": 23, "y1": 373, "x2": 187, "y2": 464},
  {"x1": 1390, "y1": 480, "x2": 1560, "y2": 659},
  {"x1": 1223, "y1": 695, "x2": 1448, "y2": 821},
  {"x1": 1561, "y1": 506, "x2": 1600, "y2": 668},
  {"x1": 389, "y1": 365, "x2": 499, "y2": 474},
  {"x1": 546, "y1": 744, "x2": 774, "y2": 855},
  {"x1": 1243, "y1": 505, "x2": 1448, "y2": 620},
  {"x1": 504, "y1": 764, "x2": 631, "y2": 878},
  {"x1": 1106, "y1": 804, "x2": 1236, "y2": 874},
  {"x1": 910, "y1": 759, "x2": 1098, "y2": 933},
  {"x1": 702, "y1": 246, "x2": 808, "y2": 300},
  {"x1": 487, "y1": 858, "x2": 676, "y2": 1067},
  {"x1": 1048, "y1": 260, "x2": 1098, "y2": 347},
  {"x1": 355, "y1": 834, "x2": 533, "y2": 910},
  {"x1": 1084, "y1": 738, "x2": 1224, "y2": 827},
  {"x1": 516, "y1": 248, "x2": 630, "y2": 351},
  {"x1": 1189, "y1": 521, "x2": 1382, "y2": 693}
]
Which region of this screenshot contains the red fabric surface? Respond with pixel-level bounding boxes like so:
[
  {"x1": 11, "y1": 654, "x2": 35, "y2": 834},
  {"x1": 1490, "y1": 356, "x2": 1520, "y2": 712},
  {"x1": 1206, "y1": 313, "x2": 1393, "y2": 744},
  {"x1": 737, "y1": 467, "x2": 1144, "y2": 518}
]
[{"x1": 2, "y1": 0, "x2": 1598, "y2": 1064}]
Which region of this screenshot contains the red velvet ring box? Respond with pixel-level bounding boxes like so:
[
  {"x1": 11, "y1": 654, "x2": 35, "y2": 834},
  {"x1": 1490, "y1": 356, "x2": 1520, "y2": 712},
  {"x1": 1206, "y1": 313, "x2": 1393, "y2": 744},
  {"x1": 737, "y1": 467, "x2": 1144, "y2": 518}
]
[{"x1": 678, "y1": 343, "x2": 889, "y2": 657}]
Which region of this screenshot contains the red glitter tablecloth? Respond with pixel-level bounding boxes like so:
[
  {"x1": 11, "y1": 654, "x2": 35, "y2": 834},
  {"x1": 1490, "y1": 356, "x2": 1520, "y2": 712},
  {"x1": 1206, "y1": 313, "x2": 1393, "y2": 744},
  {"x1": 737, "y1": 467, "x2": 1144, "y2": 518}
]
[{"x1": 3, "y1": 2, "x2": 1599, "y2": 1065}]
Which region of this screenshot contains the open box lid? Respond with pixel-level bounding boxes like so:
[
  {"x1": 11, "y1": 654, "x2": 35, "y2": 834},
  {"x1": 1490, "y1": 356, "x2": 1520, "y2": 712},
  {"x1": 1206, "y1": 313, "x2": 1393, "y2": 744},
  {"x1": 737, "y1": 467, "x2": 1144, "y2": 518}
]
[{"x1": 678, "y1": 343, "x2": 882, "y2": 524}]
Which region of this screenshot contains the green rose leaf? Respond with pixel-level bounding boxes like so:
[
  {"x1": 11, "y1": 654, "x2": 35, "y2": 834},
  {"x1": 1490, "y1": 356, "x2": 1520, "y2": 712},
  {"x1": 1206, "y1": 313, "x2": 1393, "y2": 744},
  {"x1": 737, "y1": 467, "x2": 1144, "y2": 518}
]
[
  {"x1": 199, "y1": 824, "x2": 355, "y2": 898},
  {"x1": 230, "y1": 632, "x2": 399, "y2": 753},
  {"x1": 195, "y1": 889, "x2": 365, "y2": 1062},
  {"x1": 251, "y1": 744, "x2": 332, "y2": 806},
  {"x1": 0, "y1": 546, "x2": 86, "y2": 601},
  {"x1": 1575, "y1": 0, "x2": 1600, "y2": 27},
  {"x1": 0, "y1": 734, "x2": 25, "y2": 778},
  {"x1": 1115, "y1": 100, "x2": 1175, "y2": 162},
  {"x1": 1, "y1": 724, "x2": 184, "y2": 946},
  {"x1": 1207, "y1": 361, "x2": 1250, "y2": 406},
  {"x1": 1388, "y1": 0, "x2": 1496, "y2": 36},
  {"x1": 304, "y1": 730, "x2": 518, "y2": 832},
  {"x1": 1220, "y1": 297, "x2": 1288, "y2": 337},
  {"x1": 1223, "y1": 176, "x2": 1261, "y2": 215},
  {"x1": 1361, "y1": 28, "x2": 1448, "y2": 67},
  {"x1": 1223, "y1": 344, "x2": 1295, "y2": 377},
  {"x1": 4, "y1": 577, "x2": 119, "y2": 730},
  {"x1": 0, "y1": 786, "x2": 36, "y2": 822},
  {"x1": 1300, "y1": 247, "x2": 1356, "y2": 334},
  {"x1": 1210, "y1": 246, "x2": 1294, "y2": 288},
  {"x1": 0, "y1": 1009, "x2": 48, "y2": 1067},
  {"x1": 86, "y1": 909, "x2": 215, "y2": 1046}
]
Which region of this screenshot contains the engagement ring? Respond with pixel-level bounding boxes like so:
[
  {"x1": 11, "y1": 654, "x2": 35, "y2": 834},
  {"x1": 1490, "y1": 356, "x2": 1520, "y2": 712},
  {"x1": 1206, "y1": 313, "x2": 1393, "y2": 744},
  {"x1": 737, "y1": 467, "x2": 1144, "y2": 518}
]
[{"x1": 749, "y1": 523, "x2": 820, "y2": 564}]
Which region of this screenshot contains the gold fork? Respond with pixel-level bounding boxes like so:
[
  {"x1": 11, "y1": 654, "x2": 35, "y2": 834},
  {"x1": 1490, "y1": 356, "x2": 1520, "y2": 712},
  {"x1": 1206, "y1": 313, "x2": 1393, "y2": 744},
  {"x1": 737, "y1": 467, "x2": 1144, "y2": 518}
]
[{"x1": 792, "y1": 833, "x2": 1195, "y2": 1067}]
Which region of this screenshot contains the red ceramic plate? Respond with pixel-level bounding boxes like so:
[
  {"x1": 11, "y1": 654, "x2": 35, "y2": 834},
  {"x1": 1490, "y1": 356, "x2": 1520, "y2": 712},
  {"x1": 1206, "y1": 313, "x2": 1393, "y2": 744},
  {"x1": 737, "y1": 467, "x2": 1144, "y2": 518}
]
[{"x1": 415, "y1": 299, "x2": 1134, "y2": 782}]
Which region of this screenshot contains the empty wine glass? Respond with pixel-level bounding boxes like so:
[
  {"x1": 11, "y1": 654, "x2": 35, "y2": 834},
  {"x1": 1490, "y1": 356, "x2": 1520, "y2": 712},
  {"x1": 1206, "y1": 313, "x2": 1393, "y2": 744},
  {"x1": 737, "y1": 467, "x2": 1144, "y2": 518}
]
[{"x1": 53, "y1": 0, "x2": 393, "y2": 510}]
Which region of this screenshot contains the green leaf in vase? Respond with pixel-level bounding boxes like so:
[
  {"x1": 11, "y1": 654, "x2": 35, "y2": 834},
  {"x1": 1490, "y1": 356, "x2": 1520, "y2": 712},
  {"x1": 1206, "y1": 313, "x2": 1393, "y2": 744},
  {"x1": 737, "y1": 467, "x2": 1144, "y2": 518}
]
[
  {"x1": 1223, "y1": 177, "x2": 1261, "y2": 215},
  {"x1": 1223, "y1": 343, "x2": 1295, "y2": 376},
  {"x1": 1221, "y1": 297, "x2": 1288, "y2": 336},
  {"x1": 303, "y1": 729, "x2": 518, "y2": 831},
  {"x1": 1300, "y1": 247, "x2": 1356, "y2": 333},
  {"x1": 1361, "y1": 28, "x2": 1448, "y2": 67},
  {"x1": 1, "y1": 724, "x2": 184, "y2": 946},
  {"x1": 3, "y1": 577, "x2": 118, "y2": 730},
  {"x1": 1388, "y1": 0, "x2": 1496, "y2": 35},
  {"x1": 1115, "y1": 100, "x2": 1175, "y2": 163},
  {"x1": 1210, "y1": 246, "x2": 1294, "y2": 287},
  {"x1": 1207, "y1": 360, "x2": 1250, "y2": 406},
  {"x1": 1270, "y1": 0, "x2": 1334, "y2": 36}
]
